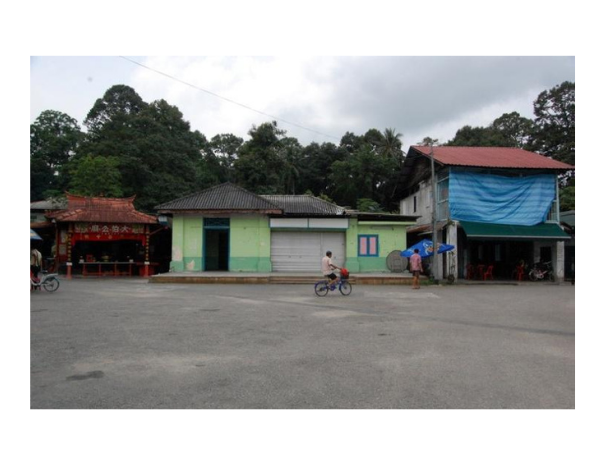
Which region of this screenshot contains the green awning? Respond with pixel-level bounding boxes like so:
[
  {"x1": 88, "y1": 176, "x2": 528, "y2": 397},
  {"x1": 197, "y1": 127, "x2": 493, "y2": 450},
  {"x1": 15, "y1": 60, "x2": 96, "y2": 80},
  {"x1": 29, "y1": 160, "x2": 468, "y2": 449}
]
[{"x1": 459, "y1": 221, "x2": 571, "y2": 240}]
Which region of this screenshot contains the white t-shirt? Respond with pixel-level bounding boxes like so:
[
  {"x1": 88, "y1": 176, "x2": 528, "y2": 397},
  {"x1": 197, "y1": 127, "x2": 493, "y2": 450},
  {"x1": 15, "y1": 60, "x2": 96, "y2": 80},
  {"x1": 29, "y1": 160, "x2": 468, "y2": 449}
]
[{"x1": 321, "y1": 256, "x2": 333, "y2": 275}]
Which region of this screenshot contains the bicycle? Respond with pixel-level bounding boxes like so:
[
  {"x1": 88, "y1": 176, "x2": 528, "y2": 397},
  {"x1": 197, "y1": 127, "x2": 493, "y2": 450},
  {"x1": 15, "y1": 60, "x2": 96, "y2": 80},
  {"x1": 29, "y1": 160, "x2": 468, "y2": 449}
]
[
  {"x1": 528, "y1": 261, "x2": 555, "y2": 282},
  {"x1": 314, "y1": 270, "x2": 352, "y2": 296},
  {"x1": 30, "y1": 270, "x2": 60, "y2": 292}
]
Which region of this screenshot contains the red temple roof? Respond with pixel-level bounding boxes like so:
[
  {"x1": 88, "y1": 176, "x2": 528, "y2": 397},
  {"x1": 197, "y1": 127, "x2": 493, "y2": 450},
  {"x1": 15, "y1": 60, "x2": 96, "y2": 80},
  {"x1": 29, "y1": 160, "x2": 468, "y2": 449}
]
[{"x1": 47, "y1": 193, "x2": 157, "y2": 224}]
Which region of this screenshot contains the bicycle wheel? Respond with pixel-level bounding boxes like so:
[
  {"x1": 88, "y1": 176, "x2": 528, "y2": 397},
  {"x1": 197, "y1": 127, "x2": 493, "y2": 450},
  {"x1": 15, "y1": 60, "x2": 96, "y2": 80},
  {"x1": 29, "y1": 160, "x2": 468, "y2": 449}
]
[
  {"x1": 43, "y1": 277, "x2": 60, "y2": 292},
  {"x1": 314, "y1": 281, "x2": 329, "y2": 296},
  {"x1": 339, "y1": 280, "x2": 352, "y2": 296}
]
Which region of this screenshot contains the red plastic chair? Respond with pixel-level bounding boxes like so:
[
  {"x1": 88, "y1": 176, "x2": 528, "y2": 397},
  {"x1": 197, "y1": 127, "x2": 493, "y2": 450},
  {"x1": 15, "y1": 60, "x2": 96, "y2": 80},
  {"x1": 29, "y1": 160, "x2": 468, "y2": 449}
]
[
  {"x1": 483, "y1": 265, "x2": 494, "y2": 280},
  {"x1": 514, "y1": 264, "x2": 525, "y2": 281},
  {"x1": 465, "y1": 264, "x2": 474, "y2": 280}
]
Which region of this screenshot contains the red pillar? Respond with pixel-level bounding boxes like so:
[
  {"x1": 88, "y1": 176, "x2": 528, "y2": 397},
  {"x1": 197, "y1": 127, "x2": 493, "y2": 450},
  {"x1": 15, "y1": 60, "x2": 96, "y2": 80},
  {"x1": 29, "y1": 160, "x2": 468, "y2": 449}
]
[
  {"x1": 66, "y1": 227, "x2": 73, "y2": 279},
  {"x1": 144, "y1": 225, "x2": 150, "y2": 277}
]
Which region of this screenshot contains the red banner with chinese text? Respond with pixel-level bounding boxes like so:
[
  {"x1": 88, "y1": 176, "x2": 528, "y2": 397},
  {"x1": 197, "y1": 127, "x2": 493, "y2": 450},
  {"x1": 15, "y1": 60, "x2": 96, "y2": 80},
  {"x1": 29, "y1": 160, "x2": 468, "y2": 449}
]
[{"x1": 71, "y1": 223, "x2": 147, "y2": 244}]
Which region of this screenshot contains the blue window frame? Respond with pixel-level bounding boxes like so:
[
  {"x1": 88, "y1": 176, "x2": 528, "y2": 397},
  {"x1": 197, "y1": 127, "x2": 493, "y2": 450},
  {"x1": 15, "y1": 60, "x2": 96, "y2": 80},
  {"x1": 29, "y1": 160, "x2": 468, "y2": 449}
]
[{"x1": 358, "y1": 235, "x2": 379, "y2": 257}]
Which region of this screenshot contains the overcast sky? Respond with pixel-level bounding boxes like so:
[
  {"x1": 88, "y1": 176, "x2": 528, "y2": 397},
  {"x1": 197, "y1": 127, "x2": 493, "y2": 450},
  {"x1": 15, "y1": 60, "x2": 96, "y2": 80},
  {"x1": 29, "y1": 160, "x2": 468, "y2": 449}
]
[{"x1": 30, "y1": 56, "x2": 574, "y2": 149}]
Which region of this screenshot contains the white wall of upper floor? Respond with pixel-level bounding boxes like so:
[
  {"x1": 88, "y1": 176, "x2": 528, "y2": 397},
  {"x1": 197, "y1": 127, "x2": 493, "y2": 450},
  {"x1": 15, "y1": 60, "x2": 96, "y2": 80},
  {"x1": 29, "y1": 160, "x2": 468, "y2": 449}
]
[{"x1": 399, "y1": 179, "x2": 434, "y2": 224}]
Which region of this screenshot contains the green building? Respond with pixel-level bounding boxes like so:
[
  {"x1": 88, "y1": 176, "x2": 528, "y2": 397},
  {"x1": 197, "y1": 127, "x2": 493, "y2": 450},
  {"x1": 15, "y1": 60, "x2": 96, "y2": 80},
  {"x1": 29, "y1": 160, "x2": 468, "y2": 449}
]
[{"x1": 156, "y1": 183, "x2": 416, "y2": 273}]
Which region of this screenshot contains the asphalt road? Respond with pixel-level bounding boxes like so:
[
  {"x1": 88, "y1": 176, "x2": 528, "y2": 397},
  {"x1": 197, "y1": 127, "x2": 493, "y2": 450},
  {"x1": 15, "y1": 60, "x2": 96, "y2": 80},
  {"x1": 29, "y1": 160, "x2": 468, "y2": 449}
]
[{"x1": 30, "y1": 279, "x2": 575, "y2": 409}]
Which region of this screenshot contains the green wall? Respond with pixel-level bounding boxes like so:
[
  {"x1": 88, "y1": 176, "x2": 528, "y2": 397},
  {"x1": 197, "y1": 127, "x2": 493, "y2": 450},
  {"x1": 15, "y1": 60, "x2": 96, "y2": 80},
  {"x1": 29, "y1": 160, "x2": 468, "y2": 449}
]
[
  {"x1": 170, "y1": 214, "x2": 272, "y2": 272},
  {"x1": 229, "y1": 215, "x2": 272, "y2": 272},
  {"x1": 170, "y1": 215, "x2": 203, "y2": 272},
  {"x1": 170, "y1": 214, "x2": 410, "y2": 273},
  {"x1": 345, "y1": 219, "x2": 410, "y2": 272}
]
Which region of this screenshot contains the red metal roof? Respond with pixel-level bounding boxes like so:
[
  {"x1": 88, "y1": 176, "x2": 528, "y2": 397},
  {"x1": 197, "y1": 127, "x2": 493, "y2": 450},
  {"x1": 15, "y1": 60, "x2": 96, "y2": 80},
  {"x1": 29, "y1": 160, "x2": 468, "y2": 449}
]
[
  {"x1": 47, "y1": 193, "x2": 157, "y2": 224},
  {"x1": 410, "y1": 146, "x2": 574, "y2": 170}
]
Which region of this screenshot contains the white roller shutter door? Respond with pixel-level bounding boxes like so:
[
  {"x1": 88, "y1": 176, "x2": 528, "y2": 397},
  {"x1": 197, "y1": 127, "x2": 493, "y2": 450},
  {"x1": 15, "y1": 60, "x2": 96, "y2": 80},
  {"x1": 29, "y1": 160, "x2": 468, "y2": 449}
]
[{"x1": 271, "y1": 231, "x2": 345, "y2": 272}]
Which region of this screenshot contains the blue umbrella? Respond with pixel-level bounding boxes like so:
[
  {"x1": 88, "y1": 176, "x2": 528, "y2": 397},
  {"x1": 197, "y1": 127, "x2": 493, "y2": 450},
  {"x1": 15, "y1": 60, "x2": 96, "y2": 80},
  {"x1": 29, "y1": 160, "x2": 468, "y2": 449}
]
[
  {"x1": 30, "y1": 229, "x2": 43, "y2": 241},
  {"x1": 401, "y1": 239, "x2": 455, "y2": 258}
]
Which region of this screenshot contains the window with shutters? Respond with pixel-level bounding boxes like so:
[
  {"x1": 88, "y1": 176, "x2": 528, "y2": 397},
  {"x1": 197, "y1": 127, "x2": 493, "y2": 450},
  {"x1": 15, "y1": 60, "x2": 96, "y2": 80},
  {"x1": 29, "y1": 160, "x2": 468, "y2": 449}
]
[{"x1": 358, "y1": 235, "x2": 379, "y2": 257}]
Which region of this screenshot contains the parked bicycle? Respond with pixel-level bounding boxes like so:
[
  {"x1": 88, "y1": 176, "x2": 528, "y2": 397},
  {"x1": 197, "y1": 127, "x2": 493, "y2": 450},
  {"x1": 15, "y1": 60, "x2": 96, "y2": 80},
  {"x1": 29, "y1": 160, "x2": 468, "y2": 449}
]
[
  {"x1": 528, "y1": 261, "x2": 555, "y2": 282},
  {"x1": 30, "y1": 270, "x2": 60, "y2": 292},
  {"x1": 314, "y1": 269, "x2": 352, "y2": 296}
]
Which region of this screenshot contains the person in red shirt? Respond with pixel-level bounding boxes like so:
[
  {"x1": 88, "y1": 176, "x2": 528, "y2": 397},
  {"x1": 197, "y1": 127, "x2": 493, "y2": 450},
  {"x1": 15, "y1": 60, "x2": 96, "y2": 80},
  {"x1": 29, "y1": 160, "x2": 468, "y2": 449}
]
[{"x1": 409, "y1": 249, "x2": 423, "y2": 289}]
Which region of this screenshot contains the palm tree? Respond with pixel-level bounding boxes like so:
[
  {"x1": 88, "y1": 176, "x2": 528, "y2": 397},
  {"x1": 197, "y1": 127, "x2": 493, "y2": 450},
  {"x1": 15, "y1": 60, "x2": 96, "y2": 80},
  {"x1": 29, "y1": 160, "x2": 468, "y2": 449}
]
[{"x1": 378, "y1": 128, "x2": 403, "y2": 159}]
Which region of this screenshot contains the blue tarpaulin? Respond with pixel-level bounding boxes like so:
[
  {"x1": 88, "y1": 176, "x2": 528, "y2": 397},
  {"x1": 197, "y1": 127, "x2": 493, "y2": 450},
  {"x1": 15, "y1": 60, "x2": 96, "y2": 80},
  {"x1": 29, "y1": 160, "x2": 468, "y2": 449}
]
[
  {"x1": 449, "y1": 171, "x2": 555, "y2": 226},
  {"x1": 401, "y1": 239, "x2": 455, "y2": 258}
]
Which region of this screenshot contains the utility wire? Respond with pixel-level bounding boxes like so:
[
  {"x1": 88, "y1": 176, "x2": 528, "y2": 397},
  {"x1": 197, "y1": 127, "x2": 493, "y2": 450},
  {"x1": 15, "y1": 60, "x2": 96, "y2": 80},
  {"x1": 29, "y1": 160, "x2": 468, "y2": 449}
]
[{"x1": 119, "y1": 56, "x2": 339, "y2": 141}]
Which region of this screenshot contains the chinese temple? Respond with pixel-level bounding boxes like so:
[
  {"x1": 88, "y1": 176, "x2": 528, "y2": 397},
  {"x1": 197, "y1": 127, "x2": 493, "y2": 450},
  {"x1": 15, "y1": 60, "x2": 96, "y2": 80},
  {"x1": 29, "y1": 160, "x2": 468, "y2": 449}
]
[{"x1": 46, "y1": 193, "x2": 160, "y2": 277}]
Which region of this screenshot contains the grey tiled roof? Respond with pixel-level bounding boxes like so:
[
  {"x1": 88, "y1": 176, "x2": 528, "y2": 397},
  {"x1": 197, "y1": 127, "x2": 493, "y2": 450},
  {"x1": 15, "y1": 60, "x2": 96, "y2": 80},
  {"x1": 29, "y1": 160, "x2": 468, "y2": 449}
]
[
  {"x1": 155, "y1": 183, "x2": 282, "y2": 211},
  {"x1": 261, "y1": 195, "x2": 345, "y2": 216},
  {"x1": 30, "y1": 198, "x2": 68, "y2": 210},
  {"x1": 155, "y1": 183, "x2": 346, "y2": 216}
]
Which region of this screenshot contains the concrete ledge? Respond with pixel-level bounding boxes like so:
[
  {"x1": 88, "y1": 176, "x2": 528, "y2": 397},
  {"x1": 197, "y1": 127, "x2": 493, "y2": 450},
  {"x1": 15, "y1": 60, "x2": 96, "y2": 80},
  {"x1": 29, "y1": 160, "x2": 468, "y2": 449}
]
[
  {"x1": 148, "y1": 272, "x2": 424, "y2": 285},
  {"x1": 150, "y1": 275, "x2": 271, "y2": 284}
]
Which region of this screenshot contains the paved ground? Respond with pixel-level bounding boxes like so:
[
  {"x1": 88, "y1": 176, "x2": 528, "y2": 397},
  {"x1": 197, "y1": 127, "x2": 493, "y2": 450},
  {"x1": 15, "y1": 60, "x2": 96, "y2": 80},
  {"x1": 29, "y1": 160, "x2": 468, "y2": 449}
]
[{"x1": 30, "y1": 279, "x2": 575, "y2": 409}]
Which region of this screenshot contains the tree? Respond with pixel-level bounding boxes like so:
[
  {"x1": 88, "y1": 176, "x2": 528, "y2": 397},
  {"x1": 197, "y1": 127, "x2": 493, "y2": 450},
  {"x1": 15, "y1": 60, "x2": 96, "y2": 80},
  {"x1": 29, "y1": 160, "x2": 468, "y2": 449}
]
[
  {"x1": 418, "y1": 137, "x2": 440, "y2": 146},
  {"x1": 30, "y1": 110, "x2": 83, "y2": 200},
  {"x1": 377, "y1": 128, "x2": 404, "y2": 159},
  {"x1": 447, "y1": 112, "x2": 535, "y2": 149},
  {"x1": 339, "y1": 131, "x2": 364, "y2": 154},
  {"x1": 78, "y1": 86, "x2": 207, "y2": 211},
  {"x1": 234, "y1": 121, "x2": 288, "y2": 194},
  {"x1": 132, "y1": 99, "x2": 206, "y2": 210},
  {"x1": 559, "y1": 185, "x2": 575, "y2": 212},
  {"x1": 280, "y1": 137, "x2": 303, "y2": 195},
  {"x1": 78, "y1": 85, "x2": 149, "y2": 203},
  {"x1": 377, "y1": 128, "x2": 406, "y2": 211},
  {"x1": 208, "y1": 133, "x2": 244, "y2": 182},
  {"x1": 298, "y1": 142, "x2": 346, "y2": 199},
  {"x1": 363, "y1": 128, "x2": 385, "y2": 152},
  {"x1": 84, "y1": 84, "x2": 147, "y2": 137},
  {"x1": 529, "y1": 81, "x2": 575, "y2": 208},
  {"x1": 446, "y1": 125, "x2": 508, "y2": 147},
  {"x1": 330, "y1": 142, "x2": 397, "y2": 209},
  {"x1": 490, "y1": 112, "x2": 535, "y2": 149},
  {"x1": 530, "y1": 81, "x2": 575, "y2": 166},
  {"x1": 357, "y1": 198, "x2": 384, "y2": 212},
  {"x1": 70, "y1": 155, "x2": 123, "y2": 197}
]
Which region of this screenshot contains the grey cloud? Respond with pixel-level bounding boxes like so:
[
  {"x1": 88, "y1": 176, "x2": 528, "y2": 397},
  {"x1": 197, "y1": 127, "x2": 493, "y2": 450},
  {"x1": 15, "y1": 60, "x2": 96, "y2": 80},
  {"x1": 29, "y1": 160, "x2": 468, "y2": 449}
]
[{"x1": 312, "y1": 56, "x2": 574, "y2": 142}]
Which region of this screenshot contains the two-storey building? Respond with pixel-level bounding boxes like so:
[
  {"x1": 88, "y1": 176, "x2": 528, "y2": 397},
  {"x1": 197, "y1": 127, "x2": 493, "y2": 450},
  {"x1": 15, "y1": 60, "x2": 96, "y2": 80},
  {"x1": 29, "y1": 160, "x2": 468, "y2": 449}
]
[{"x1": 399, "y1": 146, "x2": 574, "y2": 281}]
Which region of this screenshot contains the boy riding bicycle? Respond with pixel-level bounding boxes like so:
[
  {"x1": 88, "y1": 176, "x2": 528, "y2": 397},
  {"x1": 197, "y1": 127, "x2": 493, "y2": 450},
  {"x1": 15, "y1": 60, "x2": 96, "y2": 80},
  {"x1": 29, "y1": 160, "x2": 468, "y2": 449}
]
[{"x1": 321, "y1": 250, "x2": 341, "y2": 289}]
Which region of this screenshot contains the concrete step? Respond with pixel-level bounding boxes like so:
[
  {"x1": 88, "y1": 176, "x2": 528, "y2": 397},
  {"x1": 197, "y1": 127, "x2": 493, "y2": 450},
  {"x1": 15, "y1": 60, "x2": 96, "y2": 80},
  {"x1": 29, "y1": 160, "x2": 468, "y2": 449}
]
[{"x1": 149, "y1": 273, "x2": 423, "y2": 285}]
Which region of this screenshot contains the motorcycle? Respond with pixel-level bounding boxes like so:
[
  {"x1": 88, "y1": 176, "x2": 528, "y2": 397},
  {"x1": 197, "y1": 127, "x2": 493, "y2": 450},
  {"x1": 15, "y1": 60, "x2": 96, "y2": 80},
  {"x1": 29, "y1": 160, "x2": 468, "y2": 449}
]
[{"x1": 528, "y1": 261, "x2": 555, "y2": 282}]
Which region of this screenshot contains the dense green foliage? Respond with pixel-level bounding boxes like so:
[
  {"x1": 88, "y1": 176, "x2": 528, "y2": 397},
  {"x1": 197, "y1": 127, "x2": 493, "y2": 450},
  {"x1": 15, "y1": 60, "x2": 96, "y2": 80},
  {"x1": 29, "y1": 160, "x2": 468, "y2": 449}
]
[
  {"x1": 30, "y1": 110, "x2": 83, "y2": 200},
  {"x1": 31, "y1": 82, "x2": 575, "y2": 212},
  {"x1": 69, "y1": 155, "x2": 123, "y2": 197},
  {"x1": 446, "y1": 112, "x2": 536, "y2": 148},
  {"x1": 530, "y1": 81, "x2": 575, "y2": 167}
]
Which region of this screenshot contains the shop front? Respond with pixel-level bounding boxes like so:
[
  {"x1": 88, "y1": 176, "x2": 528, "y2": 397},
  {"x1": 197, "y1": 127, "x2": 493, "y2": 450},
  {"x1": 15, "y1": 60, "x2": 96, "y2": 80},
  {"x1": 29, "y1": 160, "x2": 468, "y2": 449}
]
[{"x1": 455, "y1": 221, "x2": 571, "y2": 280}]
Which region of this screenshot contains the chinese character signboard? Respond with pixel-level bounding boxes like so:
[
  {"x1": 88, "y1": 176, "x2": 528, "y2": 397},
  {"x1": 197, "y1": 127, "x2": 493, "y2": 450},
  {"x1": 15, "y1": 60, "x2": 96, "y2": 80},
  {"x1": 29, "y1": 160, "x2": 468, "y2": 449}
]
[{"x1": 72, "y1": 223, "x2": 147, "y2": 242}]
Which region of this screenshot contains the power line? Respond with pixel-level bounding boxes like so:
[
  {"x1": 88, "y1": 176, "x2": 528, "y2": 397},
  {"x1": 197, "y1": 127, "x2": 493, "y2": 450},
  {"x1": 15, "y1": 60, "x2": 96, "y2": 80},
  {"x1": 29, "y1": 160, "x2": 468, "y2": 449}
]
[{"x1": 119, "y1": 56, "x2": 339, "y2": 141}]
